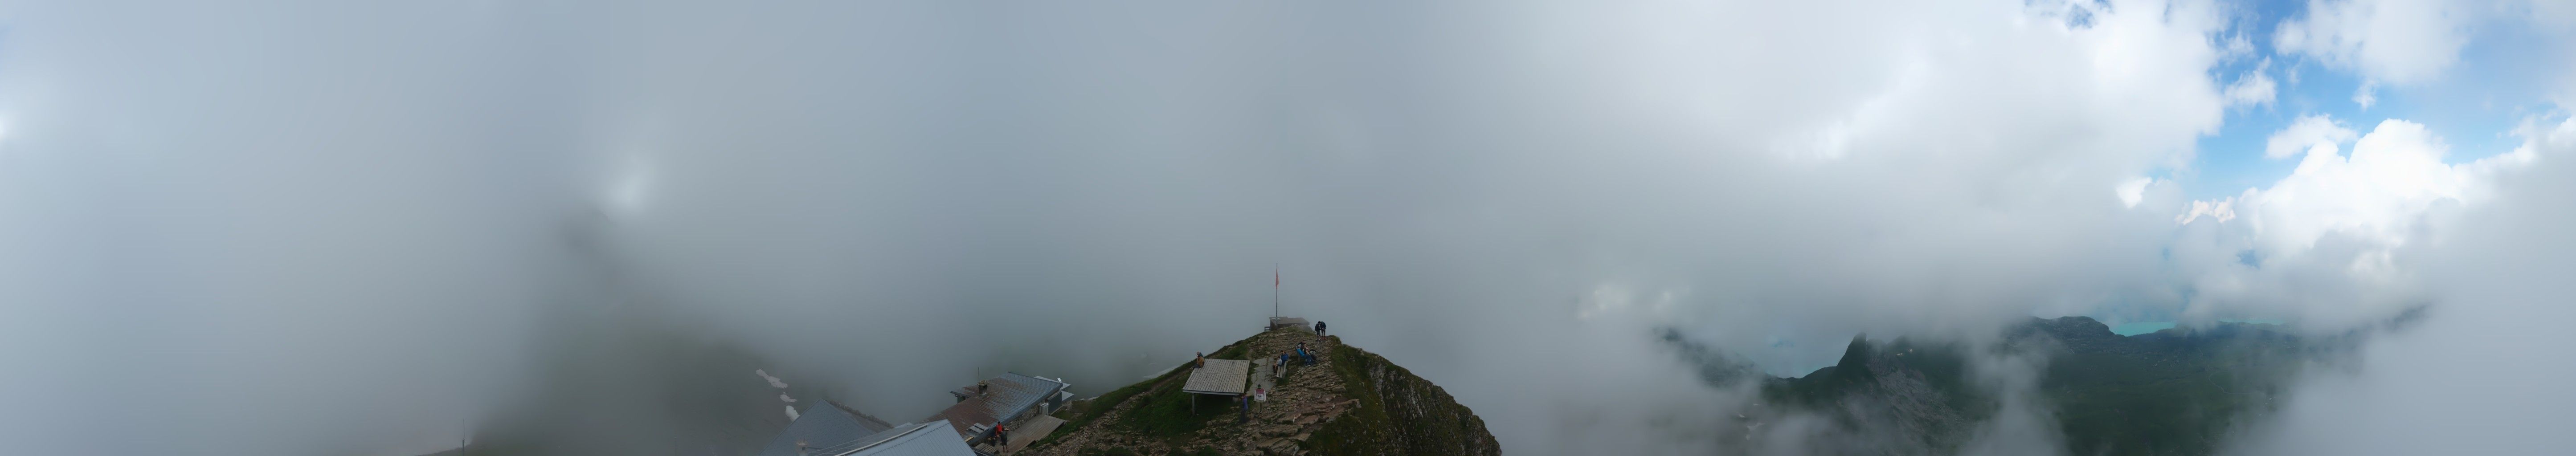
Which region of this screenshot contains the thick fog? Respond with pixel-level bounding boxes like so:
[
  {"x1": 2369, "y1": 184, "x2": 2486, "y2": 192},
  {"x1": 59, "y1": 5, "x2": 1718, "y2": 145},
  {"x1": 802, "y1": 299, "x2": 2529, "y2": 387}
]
[{"x1": 0, "y1": 0, "x2": 2570, "y2": 455}]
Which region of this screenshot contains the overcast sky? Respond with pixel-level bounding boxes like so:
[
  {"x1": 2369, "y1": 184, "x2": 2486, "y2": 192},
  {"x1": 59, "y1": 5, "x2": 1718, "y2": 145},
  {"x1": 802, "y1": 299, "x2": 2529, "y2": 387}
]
[{"x1": 0, "y1": 0, "x2": 2572, "y2": 455}]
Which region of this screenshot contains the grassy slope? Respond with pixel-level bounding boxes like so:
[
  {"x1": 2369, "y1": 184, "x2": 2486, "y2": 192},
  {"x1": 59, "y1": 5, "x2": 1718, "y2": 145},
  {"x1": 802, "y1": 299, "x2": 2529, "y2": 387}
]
[
  {"x1": 1034, "y1": 336, "x2": 1254, "y2": 450},
  {"x1": 1303, "y1": 344, "x2": 1499, "y2": 456},
  {"x1": 1120, "y1": 341, "x2": 1252, "y2": 440},
  {"x1": 1033, "y1": 329, "x2": 1497, "y2": 456}
]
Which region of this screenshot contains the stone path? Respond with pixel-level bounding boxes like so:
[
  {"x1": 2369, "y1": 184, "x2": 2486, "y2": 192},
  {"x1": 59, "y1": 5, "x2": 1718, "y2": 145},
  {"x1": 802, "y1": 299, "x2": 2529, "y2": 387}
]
[{"x1": 1251, "y1": 357, "x2": 1280, "y2": 401}]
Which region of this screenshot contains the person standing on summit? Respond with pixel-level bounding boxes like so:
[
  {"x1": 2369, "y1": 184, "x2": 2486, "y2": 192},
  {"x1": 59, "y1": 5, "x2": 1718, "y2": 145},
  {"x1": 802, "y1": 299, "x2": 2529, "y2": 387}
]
[
  {"x1": 1314, "y1": 321, "x2": 1326, "y2": 338},
  {"x1": 1238, "y1": 391, "x2": 1252, "y2": 423}
]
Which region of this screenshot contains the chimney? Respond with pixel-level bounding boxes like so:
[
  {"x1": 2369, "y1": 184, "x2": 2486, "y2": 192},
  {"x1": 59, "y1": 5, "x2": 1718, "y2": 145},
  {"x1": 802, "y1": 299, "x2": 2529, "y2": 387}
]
[{"x1": 795, "y1": 440, "x2": 809, "y2": 456}]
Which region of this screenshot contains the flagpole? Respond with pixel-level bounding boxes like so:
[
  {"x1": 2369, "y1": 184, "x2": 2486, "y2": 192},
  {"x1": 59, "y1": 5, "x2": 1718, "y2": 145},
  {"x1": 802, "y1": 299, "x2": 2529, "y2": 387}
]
[{"x1": 1273, "y1": 265, "x2": 1280, "y2": 319}]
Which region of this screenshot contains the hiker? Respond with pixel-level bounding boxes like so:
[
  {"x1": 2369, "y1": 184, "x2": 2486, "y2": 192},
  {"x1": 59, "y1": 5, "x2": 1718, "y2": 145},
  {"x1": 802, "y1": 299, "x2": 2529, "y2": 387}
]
[
  {"x1": 1238, "y1": 391, "x2": 1252, "y2": 423},
  {"x1": 1295, "y1": 343, "x2": 1313, "y2": 365},
  {"x1": 1315, "y1": 320, "x2": 1327, "y2": 338},
  {"x1": 993, "y1": 423, "x2": 1009, "y2": 446},
  {"x1": 1195, "y1": 352, "x2": 1206, "y2": 369},
  {"x1": 1256, "y1": 387, "x2": 1268, "y2": 402}
]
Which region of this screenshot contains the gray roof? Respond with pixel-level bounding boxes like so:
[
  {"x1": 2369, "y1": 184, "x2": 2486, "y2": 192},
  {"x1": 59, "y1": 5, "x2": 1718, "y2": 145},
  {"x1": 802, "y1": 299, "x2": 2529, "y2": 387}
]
[
  {"x1": 792, "y1": 420, "x2": 976, "y2": 456},
  {"x1": 925, "y1": 372, "x2": 1070, "y2": 439},
  {"x1": 758, "y1": 400, "x2": 898, "y2": 456},
  {"x1": 1182, "y1": 359, "x2": 1251, "y2": 395}
]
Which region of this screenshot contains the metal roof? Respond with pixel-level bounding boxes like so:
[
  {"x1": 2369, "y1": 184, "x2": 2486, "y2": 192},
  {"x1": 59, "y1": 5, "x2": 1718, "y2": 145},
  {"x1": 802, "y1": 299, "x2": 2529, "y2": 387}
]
[
  {"x1": 840, "y1": 403, "x2": 897, "y2": 433},
  {"x1": 1182, "y1": 371, "x2": 1248, "y2": 395},
  {"x1": 758, "y1": 400, "x2": 897, "y2": 456},
  {"x1": 924, "y1": 372, "x2": 1070, "y2": 439},
  {"x1": 1182, "y1": 359, "x2": 1251, "y2": 395},
  {"x1": 790, "y1": 420, "x2": 977, "y2": 456}
]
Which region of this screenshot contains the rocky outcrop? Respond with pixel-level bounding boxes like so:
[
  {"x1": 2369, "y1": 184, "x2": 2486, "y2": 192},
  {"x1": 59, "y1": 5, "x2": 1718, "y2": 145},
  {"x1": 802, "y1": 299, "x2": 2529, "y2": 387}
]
[
  {"x1": 1025, "y1": 328, "x2": 1498, "y2": 456},
  {"x1": 1754, "y1": 337, "x2": 1994, "y2": 456},
  {"x1": 1303, "y1": 344, "x2": 1498, "y2": 456}
]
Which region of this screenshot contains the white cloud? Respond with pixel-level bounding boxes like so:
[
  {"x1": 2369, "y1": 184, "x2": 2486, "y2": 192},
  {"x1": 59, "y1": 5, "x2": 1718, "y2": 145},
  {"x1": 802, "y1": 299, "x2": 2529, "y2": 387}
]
[
  {"x1": 755, "y1": 369, "x2": 789, "y2": 389},
  {"x1": 604, "y1": 154, "x2": 658, "y2": 217},
  {"x1": 2220, "y1": 33, "x2": 2257, "y2": 59},
  {"x1": 2265, "y1": 114, "x2": 2361, "y2": 159},
  {"x1": 2506, "y1": 0, "x2": 2576, "y2": 30},
  {"x1": 2173, "y1": 118, "x2": 2534, "y2": 327},
  {"x1": 2354, "y1": 79, "x2": 2379, "y2": 109},
  {"x1": 2273, "y1": 0, "x2": 2474, "y2": 85},
  {"x1": 2222, "y1": 60, "x2": 2278, "y2": 108},
  {"x1": 2177, "y1": 197, "x2": 2236, "y2": 224},
  {"x1": 2224, "y1": 113, "x2": 2576, "y2": 456},
  {"x1": 18, "y1": 0, "x2": 2559, "y2": 454},
  {"x1": 2242, "y1": 120, "x2": 2483, "y2": 250},
  {"x1": 2118, "y1": 177, "x2": 2155, "y2": 208}
]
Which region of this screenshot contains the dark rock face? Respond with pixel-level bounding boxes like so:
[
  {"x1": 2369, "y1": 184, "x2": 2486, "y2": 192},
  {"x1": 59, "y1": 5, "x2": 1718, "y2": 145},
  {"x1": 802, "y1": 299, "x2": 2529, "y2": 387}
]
[{"x1": 1757, "y1": 337, "x2": 1994, "y2": 456}]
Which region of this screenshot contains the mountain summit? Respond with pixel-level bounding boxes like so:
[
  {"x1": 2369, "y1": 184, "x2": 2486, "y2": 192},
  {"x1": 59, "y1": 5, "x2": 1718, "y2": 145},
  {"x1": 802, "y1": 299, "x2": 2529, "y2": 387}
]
[{"x1": 1025, "y1": 327, "x2": 1500, "y2": 456}]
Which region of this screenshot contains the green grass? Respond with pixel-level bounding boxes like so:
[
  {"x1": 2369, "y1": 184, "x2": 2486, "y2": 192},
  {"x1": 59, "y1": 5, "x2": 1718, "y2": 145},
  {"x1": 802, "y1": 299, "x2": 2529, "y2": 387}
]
[
  {"x1": 1120, "y1": 377, "x2": 1238, "y2": 438},
  {"x1": 1209, "y1": 340, "x2": 1250, "y2": 360},
  {"x1": 1304, "y1": 341, "x2": 1496, "y2": 455},
  {"x1": 1303, "y1": 345, "x2": 1393, "y2": 455},
  {"x1": 1119, "y1": 339, "x2": 1251, "y2": 440},
  {"x1": 1032, "y1": 339, "x2": 1256, "y2": 450},
  {"x1": 1030, "y1": 360, "x2": 1183, "y2": 449},
  {"x1": 1039, "y1": 332, "x2": 1497, "y2": 456}
]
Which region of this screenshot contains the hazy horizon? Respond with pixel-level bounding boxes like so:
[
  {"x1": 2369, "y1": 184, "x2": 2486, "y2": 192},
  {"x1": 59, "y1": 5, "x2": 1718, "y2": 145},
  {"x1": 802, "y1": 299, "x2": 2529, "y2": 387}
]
[{"x1": 2, "y1": 0, "x2": 2573, "y2": 455}]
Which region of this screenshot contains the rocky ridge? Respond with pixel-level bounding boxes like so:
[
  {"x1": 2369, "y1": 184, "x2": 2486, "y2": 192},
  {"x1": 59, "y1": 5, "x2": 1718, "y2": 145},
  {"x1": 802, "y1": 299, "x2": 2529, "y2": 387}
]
[{"x1": 1025, "y1": 327, "x2": 1497, "y2": 456}]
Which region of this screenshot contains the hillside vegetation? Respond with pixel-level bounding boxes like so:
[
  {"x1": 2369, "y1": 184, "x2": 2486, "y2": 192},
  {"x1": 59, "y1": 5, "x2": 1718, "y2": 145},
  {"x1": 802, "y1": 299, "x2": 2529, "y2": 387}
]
[
  {"x1": 1026, "y1": 327, "x2": 1499, "y2": 456},
  {"x1": 1677, "y1": 317, "x2": 2316, "y2": 456}
]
